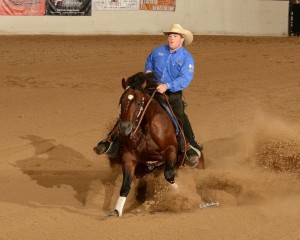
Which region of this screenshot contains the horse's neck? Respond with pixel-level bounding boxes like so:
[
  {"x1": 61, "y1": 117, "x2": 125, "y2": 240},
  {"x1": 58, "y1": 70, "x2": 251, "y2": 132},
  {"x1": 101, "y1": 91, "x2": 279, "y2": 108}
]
[{"x1": 143, "y1": 96, "x2": 167, "y2": 122}]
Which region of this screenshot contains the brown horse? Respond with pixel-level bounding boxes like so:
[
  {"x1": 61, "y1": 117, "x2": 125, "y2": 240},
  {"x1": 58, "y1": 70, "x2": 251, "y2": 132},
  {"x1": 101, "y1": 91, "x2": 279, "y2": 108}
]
[{"x1": 108, "y1": 72, "x2": 204, "y2": 217}]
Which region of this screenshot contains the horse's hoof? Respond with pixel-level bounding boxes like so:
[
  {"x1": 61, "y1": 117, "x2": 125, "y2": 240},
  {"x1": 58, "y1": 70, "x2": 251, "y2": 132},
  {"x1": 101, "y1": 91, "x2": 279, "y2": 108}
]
[{"x1": 107, "y1": 209, "x2": 119, "y2": 217}]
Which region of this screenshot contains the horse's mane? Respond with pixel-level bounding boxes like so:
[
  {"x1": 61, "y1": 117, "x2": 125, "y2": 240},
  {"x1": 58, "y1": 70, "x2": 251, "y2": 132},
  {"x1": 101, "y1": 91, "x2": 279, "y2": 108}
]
[{"x1": 126, "y1": 72, "x2": 158, "y2": 92}]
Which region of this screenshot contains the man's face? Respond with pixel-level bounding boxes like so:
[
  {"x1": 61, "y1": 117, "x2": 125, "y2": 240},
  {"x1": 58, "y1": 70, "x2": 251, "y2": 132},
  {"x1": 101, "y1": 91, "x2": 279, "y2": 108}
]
[{"x1": 168, "y1": 33, "x2": 184, "y2": 51}]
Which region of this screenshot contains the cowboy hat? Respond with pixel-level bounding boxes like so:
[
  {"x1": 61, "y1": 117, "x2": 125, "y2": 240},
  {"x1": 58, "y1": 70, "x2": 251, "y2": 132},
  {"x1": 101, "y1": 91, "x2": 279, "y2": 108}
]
[{"x1": 163, "y1": 24, "x2": 193, "y2": 45}]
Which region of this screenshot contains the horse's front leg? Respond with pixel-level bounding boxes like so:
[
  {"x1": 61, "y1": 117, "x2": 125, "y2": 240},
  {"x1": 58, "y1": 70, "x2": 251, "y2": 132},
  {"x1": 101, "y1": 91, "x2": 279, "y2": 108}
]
[
  {"x1": 164, "y1": 146, "x2": 177, "y2": 186},
  {"x1": 109, "y1": 150, "x2": 137, "y2": 217}
]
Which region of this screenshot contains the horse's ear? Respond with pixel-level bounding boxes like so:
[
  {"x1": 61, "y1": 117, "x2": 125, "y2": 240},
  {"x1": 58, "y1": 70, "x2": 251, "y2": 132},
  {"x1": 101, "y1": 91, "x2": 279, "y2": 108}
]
[
  {"x1": 122, "y1": 78, "x2": 127, "y2": 89},
  {"x1": 141, "y1": 79, "x2": 147, "y2": 89}
]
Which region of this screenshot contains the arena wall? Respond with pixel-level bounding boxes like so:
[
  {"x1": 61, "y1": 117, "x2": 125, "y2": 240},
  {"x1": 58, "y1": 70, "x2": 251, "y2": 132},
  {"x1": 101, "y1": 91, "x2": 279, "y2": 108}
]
[{"x1": 0, "y1": 0, "x2": 289, "y2": 36}]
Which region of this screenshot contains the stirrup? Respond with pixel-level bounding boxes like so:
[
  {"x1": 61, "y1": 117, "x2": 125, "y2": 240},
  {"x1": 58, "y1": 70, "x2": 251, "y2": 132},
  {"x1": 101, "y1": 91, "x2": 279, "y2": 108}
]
[
  {"x1": 94, "y1": 139, "x2": 120, "y2": 158},
  {"x1": 93, "y1": 140, "x2": 111, "y2": 155},
  {"x1": 104, "y1": 141, "x2": 114, "y2": 154}
]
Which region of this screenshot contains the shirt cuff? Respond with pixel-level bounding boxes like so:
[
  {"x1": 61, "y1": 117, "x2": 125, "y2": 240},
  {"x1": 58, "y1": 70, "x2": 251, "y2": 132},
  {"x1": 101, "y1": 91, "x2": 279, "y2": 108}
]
[{"x1": 166, "y1": 82, "x2": 170, "y2": 89}]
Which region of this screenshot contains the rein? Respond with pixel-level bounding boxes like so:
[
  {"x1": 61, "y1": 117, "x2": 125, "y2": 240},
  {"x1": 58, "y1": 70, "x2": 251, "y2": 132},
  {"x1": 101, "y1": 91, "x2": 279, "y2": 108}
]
[{"x1": 130, "y1": 89, "x2": 158, "y2": 139}]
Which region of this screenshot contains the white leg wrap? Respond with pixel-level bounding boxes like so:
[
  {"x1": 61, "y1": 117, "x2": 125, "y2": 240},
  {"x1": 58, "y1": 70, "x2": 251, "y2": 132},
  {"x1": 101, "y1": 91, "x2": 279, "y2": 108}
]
[{"x1": 115, "y1": 196, "x2": 127, "y2": 217}]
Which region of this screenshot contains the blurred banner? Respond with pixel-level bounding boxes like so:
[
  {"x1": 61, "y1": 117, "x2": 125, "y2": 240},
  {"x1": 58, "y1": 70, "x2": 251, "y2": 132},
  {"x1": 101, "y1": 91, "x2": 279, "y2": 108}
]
[
  {"x1": 93, "y1": 0, "x2": 139, "y2": 10},
  {"x1": 140, "y1": 0, "x2": 175, "y2": 11},
  {"x1": 0, "y1": 0, "x2": 46, "y2": 15},
  {"x1": 46, "y1": 0, "x2": 91, "y2": 15}
]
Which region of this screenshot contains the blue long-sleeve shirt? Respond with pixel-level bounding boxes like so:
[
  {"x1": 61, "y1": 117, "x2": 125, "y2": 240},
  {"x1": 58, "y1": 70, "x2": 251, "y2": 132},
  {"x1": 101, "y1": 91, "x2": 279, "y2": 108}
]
[{"x1": 144, "y1": 44, "x2": 195, "y2": 93}]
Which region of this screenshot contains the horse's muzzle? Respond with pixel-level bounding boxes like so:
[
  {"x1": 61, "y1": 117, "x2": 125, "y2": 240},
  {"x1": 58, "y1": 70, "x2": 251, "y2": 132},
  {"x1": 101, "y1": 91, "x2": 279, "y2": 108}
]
[{"x1": 119, "y1": 121, "x2": 133, "y2": 136}]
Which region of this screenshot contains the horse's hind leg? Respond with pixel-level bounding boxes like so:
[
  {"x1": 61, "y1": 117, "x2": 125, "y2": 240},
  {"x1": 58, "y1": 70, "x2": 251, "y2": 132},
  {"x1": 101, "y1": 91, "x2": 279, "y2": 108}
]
[
  {"x1": 164, "y1": 161, "x2": 175, "y2": 184},
  {"x1": 164, "y1": 147, "x2": 177, "y2": 185}
]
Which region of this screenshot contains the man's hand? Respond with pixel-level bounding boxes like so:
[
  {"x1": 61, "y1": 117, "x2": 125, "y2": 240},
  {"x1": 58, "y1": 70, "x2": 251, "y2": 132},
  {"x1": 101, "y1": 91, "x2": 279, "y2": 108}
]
[{"x1": 157, "y1": 83, "x2": 168, "y2": 94}]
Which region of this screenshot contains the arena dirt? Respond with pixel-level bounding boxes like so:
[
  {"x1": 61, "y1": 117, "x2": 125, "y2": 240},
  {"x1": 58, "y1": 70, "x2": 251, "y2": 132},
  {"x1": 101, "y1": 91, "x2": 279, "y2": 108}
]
[{"x1": 0, "y1": 35, "x2": 300, "y2": 240}]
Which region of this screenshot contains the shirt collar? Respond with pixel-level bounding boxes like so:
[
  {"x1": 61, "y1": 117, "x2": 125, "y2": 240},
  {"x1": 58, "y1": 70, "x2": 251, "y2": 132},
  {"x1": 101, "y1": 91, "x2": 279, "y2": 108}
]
[{"x1": 166, "y1": 45, "x2": 183, "y2": 54}]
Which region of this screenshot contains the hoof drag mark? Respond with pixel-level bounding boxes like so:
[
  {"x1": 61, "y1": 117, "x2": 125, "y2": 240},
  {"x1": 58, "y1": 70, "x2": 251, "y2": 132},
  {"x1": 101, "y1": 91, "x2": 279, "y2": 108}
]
[
  {"x1": 141, "y1": 174, "x2": 201, "y2": 213},
  {"x1": 195, "y1": 172, "x2": 243, "y2": 207}
]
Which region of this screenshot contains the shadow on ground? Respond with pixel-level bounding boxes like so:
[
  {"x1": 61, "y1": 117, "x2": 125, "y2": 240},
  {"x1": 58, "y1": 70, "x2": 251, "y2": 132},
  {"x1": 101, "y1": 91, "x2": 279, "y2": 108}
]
[{"x1": 15, "y1": 135, "x2": 109, "y2": 205}]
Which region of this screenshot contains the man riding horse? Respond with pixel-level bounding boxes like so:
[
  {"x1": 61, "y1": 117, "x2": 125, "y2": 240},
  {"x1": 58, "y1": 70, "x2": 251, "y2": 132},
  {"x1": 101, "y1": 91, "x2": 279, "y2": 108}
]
[{"x1": 94, "y1": 23, "x2": 203, "y2": 163}]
